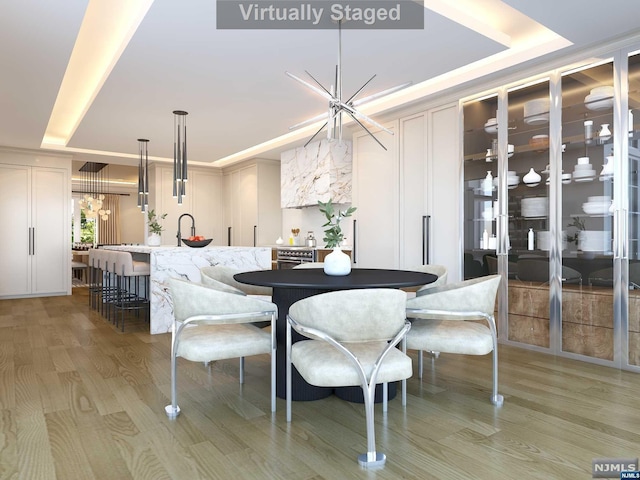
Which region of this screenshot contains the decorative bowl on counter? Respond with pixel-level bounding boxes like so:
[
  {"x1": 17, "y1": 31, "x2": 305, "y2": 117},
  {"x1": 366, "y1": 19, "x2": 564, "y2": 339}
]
[{"x1": 182, "y1": 238, "x2": 213, "y2": 248}]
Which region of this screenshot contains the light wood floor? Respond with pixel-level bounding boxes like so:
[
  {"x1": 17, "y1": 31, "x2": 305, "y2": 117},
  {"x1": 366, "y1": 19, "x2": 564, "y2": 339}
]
[{"x1": 1, "y1": 288, "x2": 639, "y2": 479}]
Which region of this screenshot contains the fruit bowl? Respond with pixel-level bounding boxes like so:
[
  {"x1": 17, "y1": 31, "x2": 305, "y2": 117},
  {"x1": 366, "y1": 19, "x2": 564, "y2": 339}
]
[{"x1": 182, "y1": 238, "x2": 212, "y2": 248}]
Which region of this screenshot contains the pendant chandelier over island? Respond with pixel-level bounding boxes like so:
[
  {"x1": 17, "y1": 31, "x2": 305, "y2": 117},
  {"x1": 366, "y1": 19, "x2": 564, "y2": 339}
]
[
  {"x1": 173, "y1": 110, "x2": 188, "y2": 205},
  {"x1": 77, "y1": 162, "x2": 111, "y2": 221}
]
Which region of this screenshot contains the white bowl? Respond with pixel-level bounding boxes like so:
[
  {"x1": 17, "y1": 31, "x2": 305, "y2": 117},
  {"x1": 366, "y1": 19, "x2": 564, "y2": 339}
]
[
  {"x1": 524, "y1": 114, "x2": 549, "y2": 125},
  {"x1": 588, "y1": 195, "x2": 611, "y2": 203},
  {"x1": 574, "y1": 164, "x2": 593, "y2": 171},
  {"x1": 484, "y1": 118, "x2": 498, "y2": 134},
  {"x1": 577, "y1": 156, "x2": 590, "y2": 165},
  {"x1": 585, "y1": 93, "x2": 613, "y2": 111},
  {"x1": 573, "y1": 169, "x2": 596, "y2": 178},
  {"x1": 591, "y1": 86, "x2": 614, "y2": 96}
]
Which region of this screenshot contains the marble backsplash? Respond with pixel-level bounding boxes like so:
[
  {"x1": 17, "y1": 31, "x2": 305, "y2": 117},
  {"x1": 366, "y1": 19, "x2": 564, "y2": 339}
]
[{"x1": 280, "y1": 138, "x2": 352, "y2": 208}]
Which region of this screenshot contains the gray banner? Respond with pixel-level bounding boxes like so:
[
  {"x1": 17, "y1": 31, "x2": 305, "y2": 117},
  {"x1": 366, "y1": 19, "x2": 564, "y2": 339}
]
[
  {"x1": 217, "y1": 0, "x2": 424, "y2": 29},
  {"x1": 592, "y1": 458, "x2": 639, "y2": 478}
]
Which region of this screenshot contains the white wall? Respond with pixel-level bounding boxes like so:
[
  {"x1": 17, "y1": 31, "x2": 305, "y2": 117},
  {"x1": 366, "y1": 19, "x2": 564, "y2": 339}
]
[{"x1": 119, "y1": 190, "x2": 145, "y2": 244}]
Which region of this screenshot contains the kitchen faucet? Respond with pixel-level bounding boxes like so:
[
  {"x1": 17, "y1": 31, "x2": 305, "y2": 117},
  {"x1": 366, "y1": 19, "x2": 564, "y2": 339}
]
[{"x1": 177, "y1": 213, "x2": 196, "y2": 246}]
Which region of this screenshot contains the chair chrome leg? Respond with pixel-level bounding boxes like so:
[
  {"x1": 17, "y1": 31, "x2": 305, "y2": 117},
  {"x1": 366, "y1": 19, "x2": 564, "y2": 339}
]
[
  {"x1": 271, "y1": 317, "x2": 276, "y2": 412},
  {"x1": 165, "y1": 346, "x2": 181, "y2": 419},
  {"x1": 418, "y1": 350, "x2": 423, "y2": 378},
  {"x1": 286, "y1": 321, "x2": 292, "y2": 422},
  {"x1": 239, "y1": 357, "x2": 245, "y2": 384},
  {"x1": 382, "y1": 382, "x2": 388, "y2": 413},
  {"x1": 358, "y1": 382, "x2": 386, "y2": 468},
  {"x1": 491, "y1": 346, "x2": 504, "y2": 406}
]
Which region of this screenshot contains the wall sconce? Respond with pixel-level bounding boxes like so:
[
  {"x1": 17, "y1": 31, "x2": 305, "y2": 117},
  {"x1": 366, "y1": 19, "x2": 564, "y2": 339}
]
[{"x1": 173, "y1": 110, "x2": 188, "y2": 204}]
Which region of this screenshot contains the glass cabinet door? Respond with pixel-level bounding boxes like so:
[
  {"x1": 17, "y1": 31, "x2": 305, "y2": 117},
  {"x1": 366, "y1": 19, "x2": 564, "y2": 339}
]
[
  {"x1": 627, "y1": 51, "x2": 640, "y2": 367},
  {"x1": 560, "y1": 60, "x2": 615, "y2": 361},
  {"x1": 462, "y1": 94, "x2": 498, "y2": 280},
  {"x1": 505, "y1": 80, "x2": 551, "y2": 348}
]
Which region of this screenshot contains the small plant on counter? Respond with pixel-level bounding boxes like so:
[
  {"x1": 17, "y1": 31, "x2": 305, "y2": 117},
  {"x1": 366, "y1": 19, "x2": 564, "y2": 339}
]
[
  {"x1": 318, "y1": 199, "x2": 356, "y2": 248},
  {"x1": 147, "y1": 209, "x2": 167, "y2": 235}
]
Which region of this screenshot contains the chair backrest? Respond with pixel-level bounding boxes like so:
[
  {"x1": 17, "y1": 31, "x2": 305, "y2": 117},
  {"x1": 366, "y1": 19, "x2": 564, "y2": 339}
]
[
  {"x1": 407, "y1": 274, "x2": 501, "y2": 318},
  {"x1": 169, "y1": 278, "x2": 275, "y2": 323},
  {"x1": 517, "y1": 258, "x2": 581, "y2": 284},
  {"x1": 293, "y1": 262, "x2": 324, "y2": 269},
  {"x1": 200, "y1": 265, "x2": 272, "y2": 296},
  {"x1": 200, "y1": 274, "x2": 246, "y2": 295},
  {"x1": 409, "y1": 264, "x2": 447, "y2": 295},
  {"x1": 288, "y1": 289, "x2": 407, "y2": 342}
]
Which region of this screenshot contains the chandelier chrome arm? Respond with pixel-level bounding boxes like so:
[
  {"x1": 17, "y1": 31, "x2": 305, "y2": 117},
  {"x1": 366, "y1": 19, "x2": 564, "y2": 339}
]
[{"x1": 285, "y1": 71, "x2": 333, "y2": 101}]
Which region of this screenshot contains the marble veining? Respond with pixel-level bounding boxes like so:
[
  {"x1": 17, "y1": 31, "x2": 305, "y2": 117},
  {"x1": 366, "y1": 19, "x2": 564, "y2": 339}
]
[
  {"x1": 102, "y1": 245, "x2": 271, "y2": 334},
  {"x1": 281, "y1": 139, "x2": 352, "y2": 207}
]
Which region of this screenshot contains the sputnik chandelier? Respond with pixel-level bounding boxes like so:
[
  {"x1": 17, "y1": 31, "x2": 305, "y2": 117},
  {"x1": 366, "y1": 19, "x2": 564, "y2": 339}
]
[
  {"x1": 77, "y1": 162, "x2": 111, "y2": 221},
  {"x1": 286, "y1": 21, "x2": 411, "y2": 150}
]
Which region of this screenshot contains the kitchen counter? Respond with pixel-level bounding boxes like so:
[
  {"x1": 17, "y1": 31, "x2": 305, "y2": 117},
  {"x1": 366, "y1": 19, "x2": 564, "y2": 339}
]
[{"x1": 102, "y1": 245, "x2": 271, "y2": 334}]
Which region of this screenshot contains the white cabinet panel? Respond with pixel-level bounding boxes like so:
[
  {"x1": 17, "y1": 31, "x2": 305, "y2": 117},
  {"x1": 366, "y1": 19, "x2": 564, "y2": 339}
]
[
  {"x1": 0, "y1": 163, "x2": 69, "y2": 298},
  {"x1": 353, "y1": 122, "x2": 399, "y2": 268},
  {"x1": 0, "y1": 165, "x2": 30, "y2": 296}
]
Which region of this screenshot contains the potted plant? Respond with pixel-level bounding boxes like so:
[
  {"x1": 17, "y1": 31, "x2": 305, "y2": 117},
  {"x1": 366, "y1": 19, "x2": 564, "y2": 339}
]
[
  {"x1": 147, "y1": 209, "x2": 167, "y2": 246},
  {"x1": 318, "y1": 199, "x2": 356, "y2": 275}
]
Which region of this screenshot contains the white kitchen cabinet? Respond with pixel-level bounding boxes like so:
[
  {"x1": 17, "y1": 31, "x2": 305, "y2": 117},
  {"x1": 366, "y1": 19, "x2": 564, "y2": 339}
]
[
  {"x1": 223, "y1": 160, "x2": 281, "y2": 246},
  {"x1": 352, "y1": 105, "x2": 460, "y2": 276},
  {"x1": 0, "y1": 162, "x2": 70, "y2": 298},
  {"x1": 149, "y1": 165, "x2": 223, "y2": 245}
]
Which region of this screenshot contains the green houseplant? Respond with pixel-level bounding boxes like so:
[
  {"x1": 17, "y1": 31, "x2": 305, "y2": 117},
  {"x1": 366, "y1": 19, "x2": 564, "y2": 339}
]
[
  {"x1": 147, "y1": 209, "x2": 167, "y2": 235},
  {"x1": 318, "y1": 199, "x2": 356, "y2": 248}
]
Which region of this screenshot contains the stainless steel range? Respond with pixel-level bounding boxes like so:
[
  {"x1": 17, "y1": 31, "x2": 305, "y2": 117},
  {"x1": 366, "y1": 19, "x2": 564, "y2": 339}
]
[{"x1": 276, "y1": 247, "x2": 317, "y2": 269}]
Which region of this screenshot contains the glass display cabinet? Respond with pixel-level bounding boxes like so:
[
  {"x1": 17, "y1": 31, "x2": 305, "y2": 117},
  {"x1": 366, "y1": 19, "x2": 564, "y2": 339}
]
[{"x1": 462, "y1": 50, "x2": 640, "y2": 370}]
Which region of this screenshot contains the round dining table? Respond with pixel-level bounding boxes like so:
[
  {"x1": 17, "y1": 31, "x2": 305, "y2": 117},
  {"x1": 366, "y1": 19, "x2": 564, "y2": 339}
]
[{"x1": 234, "y1": 268, "x2": 437, "y2": 402}]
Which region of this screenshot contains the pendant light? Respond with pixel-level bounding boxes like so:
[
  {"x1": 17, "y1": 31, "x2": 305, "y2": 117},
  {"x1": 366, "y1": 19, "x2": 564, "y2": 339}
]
[
  {"x1": 77, "y1": 162, "x2": 111, "y2": 221},
  {"x1": 173, "y1": 110, "x2": 188, "y2": 205},
  {"x1": 137, "y1": 138, "x2": 149, "y2": 212}
]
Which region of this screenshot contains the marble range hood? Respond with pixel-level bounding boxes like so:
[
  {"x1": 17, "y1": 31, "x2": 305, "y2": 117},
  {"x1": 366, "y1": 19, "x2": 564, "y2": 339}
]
[{"x1": 280, "y1": 139, "x2": 352, "y2": 208}]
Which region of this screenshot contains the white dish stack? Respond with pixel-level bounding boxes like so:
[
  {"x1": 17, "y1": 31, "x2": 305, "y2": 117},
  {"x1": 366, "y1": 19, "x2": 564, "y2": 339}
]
[
  {"x1": 584, "y1": 86, "x2": 614, "y2": 111},
  {"x1": 523, "y1": 98, "x2": 550, "y2": 125},
  {"x1": 537, "y1": 231, "x2": 567, "y2": 251},
  {"x1": 582, "y1": 195, "x2": 612, "y2": 215},
  {"x1": 521, "y1": 197, "x2": 548, "y2": 217},
  {"x1": 578, "y1": 230, "x2": 611, "y2": 252},
  {"x1": 573, "y1": 156, "x2": 596, "y2": 182}
]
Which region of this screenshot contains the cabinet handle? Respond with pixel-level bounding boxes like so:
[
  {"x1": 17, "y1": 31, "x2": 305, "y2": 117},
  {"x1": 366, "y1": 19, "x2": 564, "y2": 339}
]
[
  {"x1": 227, "y1": 227, "x2": 232, "y2": 246},
  {"x1": 31, "y1": 227, "x2": 35, "y2": 255},
  {"x1": 422, "y1": 215, "x2": 430, "y2": 265},
  {"x1": 28, "y1": 227, "x2": 32, "y2": 255},
  {"x1": 352, "y1": 219, "x2": 357, "y2": 264},
  {"x1": 253, "y1": 225, "x2": 257, "y2": 247}
]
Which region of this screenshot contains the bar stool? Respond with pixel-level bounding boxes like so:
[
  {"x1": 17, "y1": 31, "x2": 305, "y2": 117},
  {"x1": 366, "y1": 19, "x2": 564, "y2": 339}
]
[{"x1": 112, "y1": 251, "x2": 150, "y2": 331}]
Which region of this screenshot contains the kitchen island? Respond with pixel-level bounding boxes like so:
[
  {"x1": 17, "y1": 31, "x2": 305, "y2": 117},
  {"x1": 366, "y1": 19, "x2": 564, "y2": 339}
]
[{"x1": 102, "y1": 245, "x2": 271, "y2": 334}]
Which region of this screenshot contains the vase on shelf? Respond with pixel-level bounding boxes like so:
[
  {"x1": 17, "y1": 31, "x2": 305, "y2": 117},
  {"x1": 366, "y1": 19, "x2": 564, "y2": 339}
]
[
  {"x1": 599, "y1": 123, "x2": 612, "y2": 142},
  {"x1": 523, "y1": 168, "x2": 541, "y2": 187},
  {"x1": 323, "y1": 247, "x2": 351, "y2": 276}
]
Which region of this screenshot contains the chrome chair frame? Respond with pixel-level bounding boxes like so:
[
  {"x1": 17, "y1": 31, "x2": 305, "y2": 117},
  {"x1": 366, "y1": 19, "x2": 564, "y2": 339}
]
[
  {"x1": 165, "y1": 309, "x2": 277, "y2": 418},
  {"x1": 286, "y1": 312, "x2": 411, "y2": 467},
  {"x1": 405, "y1": 306, "x2": 503, "y2": 406}
]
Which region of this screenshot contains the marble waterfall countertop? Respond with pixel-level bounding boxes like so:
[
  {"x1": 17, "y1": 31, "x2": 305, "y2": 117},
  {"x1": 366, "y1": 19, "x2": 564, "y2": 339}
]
[{"x1": 102, "y1": 245, "x2": 271, "y2": 334}]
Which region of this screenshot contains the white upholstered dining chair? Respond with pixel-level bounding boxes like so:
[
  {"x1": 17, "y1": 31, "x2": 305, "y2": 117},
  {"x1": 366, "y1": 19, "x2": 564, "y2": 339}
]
[
  {"x1": 405, "y1": 274, "x2": 503, "y2": 406},
  {"x1": 200, "y1": 265, "x2": 272, "y2": 298},
  {"x1": 286, "y1": 288, "x2": 412, "y2": 467},
  {"x1": 406, "y1": 264, "x2": 448, "y2": 377},
  {"x1": 164, "y1": 278, "x2": 277, "y2": 418}
]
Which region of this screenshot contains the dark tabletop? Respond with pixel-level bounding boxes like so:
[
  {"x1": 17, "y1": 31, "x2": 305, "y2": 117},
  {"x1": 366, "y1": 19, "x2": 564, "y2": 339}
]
[{"x1": 234, "y1": 268, "x2": 437, "y2": 290}]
